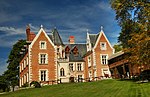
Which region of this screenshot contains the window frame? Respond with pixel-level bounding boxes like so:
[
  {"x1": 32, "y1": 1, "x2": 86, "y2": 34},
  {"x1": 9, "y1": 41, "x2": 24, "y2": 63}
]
[
  {"x1": 39, "y1": 53, "x2": 48, "y2": 64},
  {"x1": 39, "y1": 69, "x2": 48, "y2": 81},
  {"x1": 40, "y1": 41, "x2": 46, "y2": 49},
  {"x1": 60, "y1": 68, "x2": 65, "y2": 76},
  {"x1": 100, "y1": 42, "x2": 107, "y2": 50},
  {"x1": 77, "y1": 63, "x2": 82, "y2": 71},
  {"x1": 100, "y1": 54, "x2": 108, "y2": 65},
  {"x1": 69, "y1": 63, "x2": 74, "y2": 71}
]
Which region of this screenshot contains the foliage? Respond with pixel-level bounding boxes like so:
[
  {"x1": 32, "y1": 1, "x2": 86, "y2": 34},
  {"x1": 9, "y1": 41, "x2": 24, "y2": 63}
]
[
  {"x1": 30, "y1": 81, "x2": 41, "y2": 88},
  {"x1": 113, "y1": 44, "x2": 122, "y2": 53},
  {"x1": 3, "y1": 40, "x2": 26, "y2": 91},
  {"x1": 111, "y1": 0, "x2": 150, "y2": 66},
  {"x1": 0, "y1": 75, "x2": 10, "y2": 92},
  {"x1": 22, "y1": 82, "x2": 29, "y2": 87},
  {"x1": 1, "y1": 80, "x2": 150, "y2": 97},
  {"x1": 139, "y1": 69, "x2": 150, "y2": 81}
]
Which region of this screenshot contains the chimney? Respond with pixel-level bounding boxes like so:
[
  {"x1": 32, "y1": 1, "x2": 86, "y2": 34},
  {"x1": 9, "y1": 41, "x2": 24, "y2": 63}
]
[
  {"x1": 69, "y1": 36, "x2": 75, "y2": 44},
  {"x1": 26, "y1": 24, "x2": 30, "y2": 41}
]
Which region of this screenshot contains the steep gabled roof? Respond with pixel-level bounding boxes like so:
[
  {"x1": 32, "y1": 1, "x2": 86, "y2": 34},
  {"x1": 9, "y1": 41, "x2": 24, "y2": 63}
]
[
  {"x1": 89, "y1": 34, "x2": 99, "y2": 47},
  {"x1": 69, "y1": 52, "x2": 84, "y2": 62},
  {"x1": 94, "y1": 29, "x2": 114, "y2": 52},
  {"x1": 30, "y1": 26, "x2": 54, "y2": 48},
  {"x1": 51, "y1": 28, "x2": 64, "y2": 46},
  {"x1": 66, "y1": 44, "x2": 87, "y2": 57}
]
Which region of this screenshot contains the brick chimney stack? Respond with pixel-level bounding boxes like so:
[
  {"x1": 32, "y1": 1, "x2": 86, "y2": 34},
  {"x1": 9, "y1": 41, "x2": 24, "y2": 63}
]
[
  {"x1": 69, "y1": 36, "x2": 75, "y2": 44},
  {"x1": 26, "y1": 24, "x2": 30, "y2": 41}
]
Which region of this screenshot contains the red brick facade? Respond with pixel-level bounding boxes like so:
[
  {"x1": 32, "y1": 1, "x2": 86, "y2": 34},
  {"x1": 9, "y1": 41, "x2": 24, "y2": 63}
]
[{"x1": 19, "y1": 26, "x2": 114, "y2": 87}]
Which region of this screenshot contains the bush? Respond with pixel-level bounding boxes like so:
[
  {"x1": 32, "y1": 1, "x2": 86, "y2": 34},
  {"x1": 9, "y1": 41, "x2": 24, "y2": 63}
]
[
  {"x1": 139, "y1": 70, "x2": 150, "y2": 81},
  {"x1": 30, "y1": 81, "x2": 41, "y2": 88},
  {"x1": 22, "y1": 83, "x2": 29, "y2": 87}
]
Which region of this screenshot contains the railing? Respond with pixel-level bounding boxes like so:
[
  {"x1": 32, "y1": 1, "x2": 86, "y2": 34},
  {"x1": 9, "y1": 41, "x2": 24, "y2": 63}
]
[{"x1": 39, "y1": 75, "x2": 112, "y2": 85}]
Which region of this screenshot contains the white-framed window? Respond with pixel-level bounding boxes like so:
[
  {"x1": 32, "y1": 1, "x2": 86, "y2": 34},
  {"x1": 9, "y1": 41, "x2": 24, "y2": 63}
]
[
  {"x1": 77, "y1": 63, "x2": 82, "y2": 71},
  {"x1": 40, "y1": 41, "x2": 46, "y2": 49},
  {"x1": 40, "y1": 70, "x2": 47, "y2": 81},
  {"x1": 101, "y1": 54, "x2": 108, "y2": 65},
  {"x1": 69, "y1": 63, "x2": 73, "y2": 71},
  {"x1": 88, "y1": 56, "x2": 91, "y2": 67},
  {"x1": 100, "y1": 42, "x2": 106, "y2": 50},
  {"x1": 39, "y1": 53, "x2": 48, "y2": 64},
  {"x1": 60, "y1": 68, "x2": 65, "y2": 76},
  {"x1": 78, "y1": 75, "x2": 82, "y2": 82}
]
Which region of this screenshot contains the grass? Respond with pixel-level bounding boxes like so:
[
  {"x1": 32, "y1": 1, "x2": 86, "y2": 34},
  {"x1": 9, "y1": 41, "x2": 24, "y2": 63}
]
[{"x1": 0, "y1": 79, "x2": 150, "y2": 97}]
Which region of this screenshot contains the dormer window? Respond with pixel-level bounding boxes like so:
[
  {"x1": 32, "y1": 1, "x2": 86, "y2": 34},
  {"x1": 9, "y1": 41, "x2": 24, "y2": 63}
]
[
  {"x1": 100, "y1": 42, "x2": 106, "y2": 50},
  {"x1": 40, "y1": 41, "x2": 46, "y2": 49}
]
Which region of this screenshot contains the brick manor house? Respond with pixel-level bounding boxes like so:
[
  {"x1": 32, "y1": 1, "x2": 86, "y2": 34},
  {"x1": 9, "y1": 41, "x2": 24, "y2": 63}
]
[{"x1": 19, "y1": 25, "x2": 114, "y2": 87}]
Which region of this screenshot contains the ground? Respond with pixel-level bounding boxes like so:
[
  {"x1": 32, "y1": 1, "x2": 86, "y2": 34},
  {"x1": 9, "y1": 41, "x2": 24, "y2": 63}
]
[{"x1": 0, "y1": 79, "x2": 150, "y2": 97}]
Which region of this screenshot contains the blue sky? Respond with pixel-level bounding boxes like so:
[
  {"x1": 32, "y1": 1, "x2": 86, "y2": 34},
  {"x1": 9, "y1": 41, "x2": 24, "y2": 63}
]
[{"x1": 0, "y1": 0, "x2": 120, "y2": 75}]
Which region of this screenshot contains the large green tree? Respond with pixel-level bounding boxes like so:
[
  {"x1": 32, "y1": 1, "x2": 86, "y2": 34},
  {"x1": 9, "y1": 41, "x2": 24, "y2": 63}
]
[
  {"x1": 111, "y1": 0, "x2": 150, "y2": 66},
  {"x1": 4, "y1": 40, "x2": 26, "y2": 91},
  {"x1": 0, "y1": 75, "x2": 9, "y2": 92}
]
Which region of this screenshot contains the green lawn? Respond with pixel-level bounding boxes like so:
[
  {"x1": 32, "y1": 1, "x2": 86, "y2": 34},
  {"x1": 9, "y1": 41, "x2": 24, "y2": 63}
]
[{"x1": 0, "y1": 79, "x2": 150, "y2": 97}]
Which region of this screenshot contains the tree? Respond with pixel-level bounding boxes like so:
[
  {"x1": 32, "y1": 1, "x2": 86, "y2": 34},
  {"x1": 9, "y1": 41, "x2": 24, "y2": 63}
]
[
  {"x1": 4, "y1": 40, "x2": 26, "y2": 91},
  {"x1": 0, "y1": 75, "x2": 9, "y2": 92},
  {"x1": 113, "y1": 44, "x2": 122, "y2": 53},
  {"x1": 111, "y1": 0, "x2": 150, "y2": 66}
]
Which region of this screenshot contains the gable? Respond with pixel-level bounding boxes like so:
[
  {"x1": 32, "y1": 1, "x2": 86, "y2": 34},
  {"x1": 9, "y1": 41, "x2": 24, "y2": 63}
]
[
  {"x1": 94, "y1": 30, "x2": 114, "y2": 51},
  {"x1": 30, "y1": 27, "x2": 54, "y2": 48}
]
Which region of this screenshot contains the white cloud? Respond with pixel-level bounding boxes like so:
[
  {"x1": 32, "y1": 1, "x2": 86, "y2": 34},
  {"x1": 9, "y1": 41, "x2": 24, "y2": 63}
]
[
  {"x1": 0, "y1": 26, "x2": 25, "y2": 36},
  {"x1": 0, "y1": 26, "x2": 26, "y2": 47}
]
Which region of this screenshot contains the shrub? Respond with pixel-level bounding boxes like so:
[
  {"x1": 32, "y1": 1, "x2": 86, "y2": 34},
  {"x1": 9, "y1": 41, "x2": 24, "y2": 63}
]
[
  {"x1": 30, "y1": 81, "x2": 41, "y2": 88},
  {"x1": 22, "y1": 83, "x2": 29, "y2": 87}
]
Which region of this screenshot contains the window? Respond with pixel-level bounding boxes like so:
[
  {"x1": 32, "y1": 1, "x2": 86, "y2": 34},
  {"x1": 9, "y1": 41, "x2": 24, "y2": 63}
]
[
  {"x1": 88, "y1": 56, "x2": 91, "y2": 67},
  {"x1": 39, "y1": 54, "x2": 48, "y2": 64},
  {"x1": 101, "y1": 55, "x2": 108, "y2": 65},
  {"x1": 77, "y1": 63, "x2": 82, "y2": 71},
  {"x1": 40, "y1": 70, "x2": 46, "y2": 81},
  {"x1": 100, "y1": 42, "x2": 106, "y2": 50},
  {"x1": 69, "y1": 63, "x2": 73, "y2": 71},
  {"x1": 60, "y1": 68, "x2": 65, "y2": 76},
  {"x1": 57, "y1": 48, "x2": 59, "y2": 52},
  {"x1": 40, "y1": 41, "x2": 46, "y2": 49},
  {"x1": 78, "y1": 75, "x2": 82, "y2": 82}
]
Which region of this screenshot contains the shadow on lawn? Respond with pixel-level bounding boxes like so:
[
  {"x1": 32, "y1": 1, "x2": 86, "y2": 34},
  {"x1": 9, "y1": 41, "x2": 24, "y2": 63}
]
[{"x1": 117, "y1": 78, "x2": 150, "y2": 84}]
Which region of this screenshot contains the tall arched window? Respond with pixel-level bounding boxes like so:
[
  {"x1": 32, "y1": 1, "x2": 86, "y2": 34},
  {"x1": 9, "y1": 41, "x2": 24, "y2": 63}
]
[{"x1": 60, "y1": 68, "x2": 65, "y2": 76}]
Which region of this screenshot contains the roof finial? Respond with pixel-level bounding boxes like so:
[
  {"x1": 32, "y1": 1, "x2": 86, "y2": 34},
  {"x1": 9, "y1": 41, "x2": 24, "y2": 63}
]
[
  {"x1": 40, "y1": 25, "x2": 43, "y2": 28},
  {"x1": 26, "y1": 24, "x2": 30, "y2": 29},
  {"x1": 101, "y1": 26, "x2": 103, "y2": 31},
  {"x1": 54, "y1": 26, "x2": 57, "y2": 29}
]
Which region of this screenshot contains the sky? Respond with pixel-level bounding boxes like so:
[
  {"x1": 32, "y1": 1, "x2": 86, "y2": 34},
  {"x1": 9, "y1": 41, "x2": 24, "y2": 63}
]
[{"x1": 0, "y1": 0, "x2": 121, "y2": 75}]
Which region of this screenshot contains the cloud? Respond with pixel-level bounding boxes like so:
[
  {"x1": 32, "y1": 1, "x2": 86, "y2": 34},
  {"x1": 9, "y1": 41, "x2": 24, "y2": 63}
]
[
  {"x1": 0, "y1": 26, "x2": 26, "y2": 47},
  {"x1": 0, "y1": 26, "x2": 25, "y2": 36}
]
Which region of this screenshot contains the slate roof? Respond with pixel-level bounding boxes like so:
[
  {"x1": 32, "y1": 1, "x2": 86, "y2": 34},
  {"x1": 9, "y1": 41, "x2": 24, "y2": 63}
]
[
  {"x1": 89, "y1": 34, "x2": 99, "y2": 47},
  {"x1": 48, "y1": 28, "x2": 64, "y2": 45},
  {"x1": 65, "y1": 44, "x2": 87, "y2": 62},
  {"x1": 108, "y1": 51, "x2": 124, "y2": 60}
]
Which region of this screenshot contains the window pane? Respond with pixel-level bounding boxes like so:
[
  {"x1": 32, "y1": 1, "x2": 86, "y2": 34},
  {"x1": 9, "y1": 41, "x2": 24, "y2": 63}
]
[
  {"x1": 41, "y1": 70, "x2": 46, "y2": 81},
  {"x1": 101, "y1": 55, "x2": 107, "y2": 65}
]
